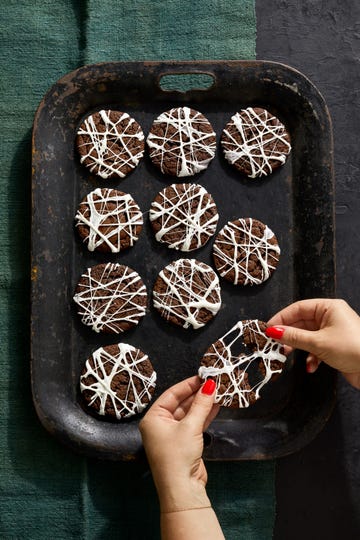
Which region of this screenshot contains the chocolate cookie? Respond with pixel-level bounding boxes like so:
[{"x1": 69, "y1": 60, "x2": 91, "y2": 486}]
[
  {"x1": 73, "y1": 263, "x2": 147, "y2": 333},
  {"x1": 147, "y1": 107, "x2": 216, "y2": 177},
  {"x1": 213, "y1": 218, "x2": 280, "y2": 285},
  {"x1": 76, "y1": 109, "x2": 145, "y2": 179},
  {"x1": 80, "y1": 342, "x2": 157, "y2": 419},
  {"x1": 75, "y1": 188, "x2": 143, "y2": 253},
  {"x1": 221, "y1": 107, "x2": 291, "y2": 177},
  {"x1": 198, "y1": 319, "x2": 286, "y2": 408},
  {"x1": 149, "y1": 183, "x2": 219, "y2": 251},
  {"x1": 152, "y1": 258, "x2": 221, "y2": 329}
]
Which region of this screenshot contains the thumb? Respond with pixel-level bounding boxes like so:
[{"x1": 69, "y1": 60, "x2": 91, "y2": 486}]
[
  {"x1": 266, "y1": 325, "x2": 321, "y2": 355},
  {"x1": 184, "y1": 379, "x2": 216, "y2": 433}
]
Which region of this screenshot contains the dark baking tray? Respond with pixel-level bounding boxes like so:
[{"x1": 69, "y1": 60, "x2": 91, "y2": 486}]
[{"x1": 31, "y1": 61, "x2": 336, "y2": 461}]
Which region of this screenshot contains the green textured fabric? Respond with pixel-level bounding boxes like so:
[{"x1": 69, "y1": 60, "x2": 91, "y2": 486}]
[
  {"x1": 0, "y1": 1, "x2": 275, "y2": 539},
  {"x1": 85, "y1": 0, "x2": 255, "y2": 62}
]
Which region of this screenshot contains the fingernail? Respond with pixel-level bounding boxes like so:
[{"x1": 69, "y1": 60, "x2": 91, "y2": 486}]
[
  {"x1": 306, "y1": 360, "x2": 319, "y2": 373},
  {"x1": 201, "y1": 379, "x2": 216, "y2": 395},
  {"x1": 265, "y1": 326, "x2": 285, "y2": 340}
]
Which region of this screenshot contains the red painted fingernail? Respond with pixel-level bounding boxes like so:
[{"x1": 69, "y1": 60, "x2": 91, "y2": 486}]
[
  {"x1": 201, "y1": 379, "x2": 216, "y2": 395},
  {"x1": 306, "y1": 362, "x2": 313, "y2": 373},
  {"x1": 265, "y1": 326, "x2": 285, "y2": 340}
]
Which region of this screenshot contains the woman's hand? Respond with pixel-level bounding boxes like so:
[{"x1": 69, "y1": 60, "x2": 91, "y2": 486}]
[
  {"x1": 266, "y1": 298, "x2": 360, "y2": 388},
  {"x1": 140, "y1": 376, "x2": 225, "y2": 540},
  {"x1": 139, "y1": 375, "x2": 219, "y2": 512}
]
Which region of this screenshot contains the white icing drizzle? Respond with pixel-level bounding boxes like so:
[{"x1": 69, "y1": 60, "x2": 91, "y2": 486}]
[
  {"x1": 222, "y1": 107, "x2": 291, "y2": 178},
  {"x1": 75, "y1": 188, "x2": 143, "y2": 253},
  {"x1": 153, "y1": 258, "x2": 221, "y2": 330},
  {"x1": 147, "y1": 107, "x2": 216, "y2": 177},
  {"x1": 198, "y1": 320, "x2": 286, "y2": 408},
  {"x1": 213, "y1": 218, "x2": 280, "y2": 285},
  {"x1": 80, "y1": 343, "x2": 157, "y2": 419},
  {"x1": 73, "y1": 263, "x2": 147, "y2": 333},
  {"x1": 77, "y1": 110, "x2": 144, "y2": 179},
  {"x1": 149, "y1": 183, "x2": 219, "y2": 251}
]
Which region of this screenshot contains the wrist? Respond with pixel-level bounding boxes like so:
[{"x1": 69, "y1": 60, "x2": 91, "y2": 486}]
[{"x1": 156, "y1": 477, "x2": 210, "y2": 513}]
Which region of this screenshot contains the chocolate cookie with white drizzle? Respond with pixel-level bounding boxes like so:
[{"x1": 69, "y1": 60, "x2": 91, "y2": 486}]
[
  {"x1": 152, "y1": 258, "x2": 221, "y2": 329},
  {"x1": 73, "y1": 263, "x2": 147, "y2": 333},
  {"x1": 76, "y1": 110, "x2": 145, "y2": 179},
  {"x1": 149, "y1": 183, "x2": 219, "y2": 251},
  {"x1": 221, "y1": 107, "x2": 291, "y2": 178},
  {"x1": 198, "y1": 319, "x2": 286, "y2": 408},
  {"x1": 213, "y1": 218, "x2": 280, "y2": 285},
  {"x1": 75, "y1": 188, "x2": 143, "y2": 253},
  {"x1": 80, "y1": 342, "x2": 156, "y2": 420},
  {"x1": 147, "y1": 107, "x2": 216, "y2": 177}
]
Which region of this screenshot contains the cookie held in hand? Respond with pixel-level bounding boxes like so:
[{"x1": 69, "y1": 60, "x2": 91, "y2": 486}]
[{"x1": 198, "y1": 319, "x2": 286, "y2": 408}]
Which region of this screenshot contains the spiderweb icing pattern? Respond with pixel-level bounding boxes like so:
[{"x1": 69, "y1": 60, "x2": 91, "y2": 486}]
[
  {"x1": 75, "y1": 188, "x2": 143, "y2": 253},
  {"x1": 76, "y1": 110, "x2": 144, "y2": 179},
  {"x1": 80, "y1": 343, "x2": 157, "y2": 419},
  {"x1": 221, "y1": 107, "x2": 291, "y2": 178},
  {"x1": 213, "y1": 218, "x2": 280, "y2": 285},
  {"x1": 153, "y1": 258, "x2": 222, "y2": 330},
  {"x1": 149, "y1": 183, "x2": 219, "y2": 251},
  {"x1": 198, "y1": 319, "x2": 286, "y2": 408},
  {"x1": 147, "y1": 107, "x2": 216, "y2": 177},
  {"x1": 73, "y1": 263, "x2": 147, "y2": 333}
]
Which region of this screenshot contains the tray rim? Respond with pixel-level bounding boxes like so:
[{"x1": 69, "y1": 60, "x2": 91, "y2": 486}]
[{"x1": 31, "y1": 59, "x2": 336, "y2": 461}]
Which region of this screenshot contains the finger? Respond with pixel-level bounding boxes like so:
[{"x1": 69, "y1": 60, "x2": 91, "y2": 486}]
[
  {"x1": 282, "y1": 344, "x2": 293, "y2": 356},
  {"x1": 204, "y1": 403, "x2": 220, "y2": 431},
  {"x1": 184, "y1": 379, "x2": 217, "y2": 433},
  {"x1": 266, "y1": 325, "x2": 322, "y2": 355},
  {"x1": 306, "y1": 353, "x2": 321, "y2": 374},
  {"x1": 267, "y1": 298, "x2": 332, "y2": 328},
  {"x1": 149, "y1": 376, "x2": 201, "y2": 416},
  {"x1": 174, "y1": 391, "x2": 221, "y2": 423},
  {"x1": 172, "y1": 394, "x2": 196, "y2": 421}
]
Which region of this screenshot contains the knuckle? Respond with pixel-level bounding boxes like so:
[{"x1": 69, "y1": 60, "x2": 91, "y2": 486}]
[
  {"x1": 286, "y1": 327, "x2": 301, "y2": 347},
  {"x1": 286, "y1": 327, "x2": 320, "y2": 354}
]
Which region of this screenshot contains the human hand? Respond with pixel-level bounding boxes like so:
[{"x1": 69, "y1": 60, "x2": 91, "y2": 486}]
[
  {"x1": 139, "y1": 376, "x2": 219, "y2": 512},
  {"x1": 266, "y1": 298, "x2": 360, "y2": 388}
]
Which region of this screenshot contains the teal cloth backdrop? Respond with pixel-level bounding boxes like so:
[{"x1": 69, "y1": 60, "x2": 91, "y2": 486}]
[{"x1": 0, "y1": 1, "x2": 276, "y2": 538}]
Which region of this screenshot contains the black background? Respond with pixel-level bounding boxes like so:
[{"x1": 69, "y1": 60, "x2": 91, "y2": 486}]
[{"x1": 256, "y1": 1, "x2": 360, "y2": 537}]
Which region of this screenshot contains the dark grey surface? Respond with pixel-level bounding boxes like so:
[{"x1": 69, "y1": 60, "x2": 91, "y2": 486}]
[{"x1": 256, "y1": 1, "x2": 360, "y2": 538}]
